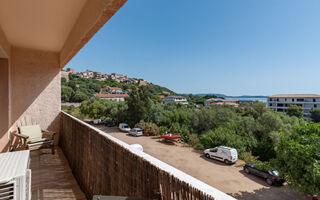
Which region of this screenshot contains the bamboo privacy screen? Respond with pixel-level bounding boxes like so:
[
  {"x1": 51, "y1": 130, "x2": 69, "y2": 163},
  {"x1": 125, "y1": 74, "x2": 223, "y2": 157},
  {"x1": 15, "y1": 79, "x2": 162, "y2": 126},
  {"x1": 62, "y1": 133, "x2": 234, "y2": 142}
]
[{"x1": 59, "y1": 112, "x2": 215, "y2": 200}]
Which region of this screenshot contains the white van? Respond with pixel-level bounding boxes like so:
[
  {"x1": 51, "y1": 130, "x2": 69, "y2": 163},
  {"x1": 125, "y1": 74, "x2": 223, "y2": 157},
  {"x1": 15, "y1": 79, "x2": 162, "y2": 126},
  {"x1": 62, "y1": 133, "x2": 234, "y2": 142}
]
[
  {"x1": 119, "y1": 123, "x2": 131, "y2": 132},
  {"x1": 203, "y1": 146, "x2": 238, "y2": 165}
]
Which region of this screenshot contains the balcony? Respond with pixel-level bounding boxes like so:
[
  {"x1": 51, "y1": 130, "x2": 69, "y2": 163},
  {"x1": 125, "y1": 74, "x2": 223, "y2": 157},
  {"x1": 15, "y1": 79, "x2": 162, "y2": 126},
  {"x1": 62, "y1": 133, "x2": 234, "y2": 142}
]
[{"x1": 23, "y1": 112, "x2": 235, "y2": 200}]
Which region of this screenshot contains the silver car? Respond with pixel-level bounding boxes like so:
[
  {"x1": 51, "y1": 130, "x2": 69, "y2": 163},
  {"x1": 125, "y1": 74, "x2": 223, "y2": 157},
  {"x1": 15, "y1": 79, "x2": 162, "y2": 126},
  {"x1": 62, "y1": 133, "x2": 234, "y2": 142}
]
[{"x1": 129, "y1": 128, "x2": 143, "y2": 137}]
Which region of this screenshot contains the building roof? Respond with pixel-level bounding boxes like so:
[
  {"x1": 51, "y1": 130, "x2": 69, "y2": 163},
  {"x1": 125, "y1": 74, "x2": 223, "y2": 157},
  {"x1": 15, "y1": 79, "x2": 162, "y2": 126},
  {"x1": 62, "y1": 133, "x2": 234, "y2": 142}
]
[
  {"x1": 165, "y1": 96, "x2": 186, "y2": 99},
  {"x1": 269, "y1": 94, "x2": 320, "y2": 98},
  {"x1": 107, "y1": 86, "x2": 122, "y2": 90},
  {"x1": 95, "y1": 94, "x2": 128, "y2": 98}
]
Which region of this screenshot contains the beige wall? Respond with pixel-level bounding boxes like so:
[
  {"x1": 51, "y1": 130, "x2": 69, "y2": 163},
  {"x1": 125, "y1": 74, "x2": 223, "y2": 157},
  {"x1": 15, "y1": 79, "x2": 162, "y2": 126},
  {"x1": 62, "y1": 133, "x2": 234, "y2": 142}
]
[
  {"x1": 0, "y1": 59, "x2": 9, "y2": 152},
  {"x1": 0, "y1": 47, "x2": 61, "y2": 152},
  {"x1": 10, "y1": 47, "x2": 61, "y2": 135}
]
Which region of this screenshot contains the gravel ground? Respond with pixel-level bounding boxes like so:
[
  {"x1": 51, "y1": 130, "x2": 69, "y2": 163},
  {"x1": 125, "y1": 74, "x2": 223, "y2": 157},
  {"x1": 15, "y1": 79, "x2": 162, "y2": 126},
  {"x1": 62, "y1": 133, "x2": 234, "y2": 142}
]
[{"x1": 95, "y1": 125, "x2": 310, "y2": 200}]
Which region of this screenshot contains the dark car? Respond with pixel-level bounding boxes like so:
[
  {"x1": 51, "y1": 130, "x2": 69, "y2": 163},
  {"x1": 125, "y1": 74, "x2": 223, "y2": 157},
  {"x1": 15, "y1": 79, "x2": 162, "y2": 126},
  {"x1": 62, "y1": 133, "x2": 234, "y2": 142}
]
[
  {"x1": 243, "y1": 164, "x2": 286, "y2": 185},
  {"x1": 103, "y1": 120, "x2": 115, "y2": 127}
]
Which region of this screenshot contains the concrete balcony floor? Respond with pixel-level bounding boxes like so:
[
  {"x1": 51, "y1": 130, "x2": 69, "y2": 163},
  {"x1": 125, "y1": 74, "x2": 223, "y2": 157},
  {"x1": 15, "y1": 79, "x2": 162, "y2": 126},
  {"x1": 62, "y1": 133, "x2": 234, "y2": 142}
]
[{"x1": 30, "y1": 148, "x2": 86, "y2": 200}]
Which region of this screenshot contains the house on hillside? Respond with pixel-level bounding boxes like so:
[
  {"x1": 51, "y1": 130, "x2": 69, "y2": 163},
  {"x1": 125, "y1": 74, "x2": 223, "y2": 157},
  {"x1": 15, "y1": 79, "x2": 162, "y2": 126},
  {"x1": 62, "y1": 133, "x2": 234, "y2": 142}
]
[
  {"x1": 107, "y1": 86, "x2": 123, "y2": 94},
  {"x1": 95, "y1": 93, "x2": 129, "y2": 102},
  {"x1": 205, "y1": 98, "x2": 239, "y2": 107},
  {"x1": 163, "y1": 96, "x2": 188, "y2": 105}
]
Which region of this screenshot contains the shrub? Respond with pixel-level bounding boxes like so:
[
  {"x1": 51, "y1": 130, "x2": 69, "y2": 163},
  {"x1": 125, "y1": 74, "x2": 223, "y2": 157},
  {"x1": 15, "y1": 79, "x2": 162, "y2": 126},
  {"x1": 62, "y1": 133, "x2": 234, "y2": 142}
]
[
  {"x1": 240, "y1": 152, "x2": 258, "y2": 164},
  {"x1": 188, "y1": 134, "x2": 200, "y2": 147},
  {"x1": 135, "y1": 121, "x2": 159, "y2": 136}
]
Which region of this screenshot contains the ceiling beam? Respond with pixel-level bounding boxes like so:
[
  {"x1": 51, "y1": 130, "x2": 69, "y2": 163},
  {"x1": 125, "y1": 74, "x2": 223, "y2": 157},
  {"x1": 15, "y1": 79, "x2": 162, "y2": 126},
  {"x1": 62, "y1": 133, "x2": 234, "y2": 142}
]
[{"x1": 0, "y1": 25, "x2": 11, "y2": 58}]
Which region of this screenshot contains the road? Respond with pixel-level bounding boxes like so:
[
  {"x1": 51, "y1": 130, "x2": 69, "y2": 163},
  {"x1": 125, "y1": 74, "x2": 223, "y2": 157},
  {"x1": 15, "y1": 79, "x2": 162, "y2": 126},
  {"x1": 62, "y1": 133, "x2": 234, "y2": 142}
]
[{"x1": 95, "y1": 125, "x2": 309, "y2": 200}]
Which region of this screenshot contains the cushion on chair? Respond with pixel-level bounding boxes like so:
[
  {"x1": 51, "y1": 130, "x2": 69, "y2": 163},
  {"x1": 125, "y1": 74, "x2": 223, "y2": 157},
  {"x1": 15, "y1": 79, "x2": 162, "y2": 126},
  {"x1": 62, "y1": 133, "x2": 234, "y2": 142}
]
[{"x1": 19, "y1": 125, "x2": 43, "y2": 143}]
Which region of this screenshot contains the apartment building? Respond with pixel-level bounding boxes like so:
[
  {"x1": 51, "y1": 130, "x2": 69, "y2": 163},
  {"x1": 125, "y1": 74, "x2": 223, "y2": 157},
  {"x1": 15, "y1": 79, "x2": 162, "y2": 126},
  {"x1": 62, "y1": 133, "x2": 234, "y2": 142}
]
[
  {"x1": 268, "y1": 94, "x2": 320, "y2": 116},
  {"x1": 163, "y1": 96, "x2": 189, "y2": 104}
]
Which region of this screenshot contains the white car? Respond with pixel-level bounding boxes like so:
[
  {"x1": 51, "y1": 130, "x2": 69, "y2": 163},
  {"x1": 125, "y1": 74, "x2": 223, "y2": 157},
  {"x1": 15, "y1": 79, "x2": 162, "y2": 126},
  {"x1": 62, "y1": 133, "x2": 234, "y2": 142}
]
[
  {"x1": 203, "y1": 146, "x2": 238, "y2": 165},
  {"x1": 119, "y1": 123, "x2": 131, "y2": 132},
  {"x1": 128, "y1": 128, "x2": 143, "y2": 137}
]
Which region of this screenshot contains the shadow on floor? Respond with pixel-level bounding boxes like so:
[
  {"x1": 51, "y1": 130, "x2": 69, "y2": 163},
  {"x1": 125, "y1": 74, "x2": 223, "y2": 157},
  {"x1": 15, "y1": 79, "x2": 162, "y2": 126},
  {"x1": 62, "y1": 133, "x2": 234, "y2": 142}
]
[{"x1": 30, "y1": 148, "x2": 86, "y2": 200}]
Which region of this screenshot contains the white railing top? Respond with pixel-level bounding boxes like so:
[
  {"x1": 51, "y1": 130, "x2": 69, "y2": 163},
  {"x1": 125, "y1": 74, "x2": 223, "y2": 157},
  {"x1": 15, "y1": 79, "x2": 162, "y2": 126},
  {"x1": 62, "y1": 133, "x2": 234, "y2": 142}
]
[{"x1": 62, "y1": 111, "x2": 236, "y2": 200}]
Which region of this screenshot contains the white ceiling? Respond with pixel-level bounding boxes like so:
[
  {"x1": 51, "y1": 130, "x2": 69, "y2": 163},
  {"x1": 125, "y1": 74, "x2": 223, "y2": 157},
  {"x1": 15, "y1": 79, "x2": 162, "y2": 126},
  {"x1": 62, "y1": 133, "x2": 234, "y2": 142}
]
[{"x1": 0, "y1": 0, "x2": 87, "y2": 52}]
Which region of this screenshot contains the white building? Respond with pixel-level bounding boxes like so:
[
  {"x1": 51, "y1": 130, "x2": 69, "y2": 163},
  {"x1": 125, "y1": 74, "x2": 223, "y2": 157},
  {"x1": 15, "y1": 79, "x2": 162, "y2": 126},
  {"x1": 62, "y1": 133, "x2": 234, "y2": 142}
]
[
  {"x1": 107, "y1": 86, "x2": 123, "y2": 94},
  {"x1": 95, "y1": 94, "x2": 129, "y2": 102},
  {"x1": 267, "y1": 94, "x2": 320, "y2": 116},
  {"x1": 204, "y1": 98, "x2": 239, "y2": 107},
  {"x1": 163, "y1": 96, "x2": 188, "y2": 105}
]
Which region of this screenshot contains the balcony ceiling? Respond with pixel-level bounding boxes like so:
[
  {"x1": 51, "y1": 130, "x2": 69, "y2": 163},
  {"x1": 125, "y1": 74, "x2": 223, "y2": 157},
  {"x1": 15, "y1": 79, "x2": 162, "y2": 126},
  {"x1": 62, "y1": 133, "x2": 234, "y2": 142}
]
[{"x1": 0, "y1": 0, "x2": 87, "y2": 52}]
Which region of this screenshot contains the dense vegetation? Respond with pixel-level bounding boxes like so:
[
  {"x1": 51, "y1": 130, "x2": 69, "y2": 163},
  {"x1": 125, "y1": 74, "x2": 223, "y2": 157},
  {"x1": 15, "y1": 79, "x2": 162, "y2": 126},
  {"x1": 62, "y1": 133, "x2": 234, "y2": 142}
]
[
  {"x1": 61, "y1": 74, "x2": 175, "y2": 102},
  {"x1": 63, "y1": 83, "x2": 320, "y2": 195}
]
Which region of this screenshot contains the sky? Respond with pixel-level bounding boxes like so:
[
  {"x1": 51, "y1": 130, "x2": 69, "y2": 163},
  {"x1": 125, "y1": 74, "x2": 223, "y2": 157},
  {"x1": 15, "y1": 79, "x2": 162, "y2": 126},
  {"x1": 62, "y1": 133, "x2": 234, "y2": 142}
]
[{"x1": 66, "y1": 0, "x2": 320, "y2": 96}]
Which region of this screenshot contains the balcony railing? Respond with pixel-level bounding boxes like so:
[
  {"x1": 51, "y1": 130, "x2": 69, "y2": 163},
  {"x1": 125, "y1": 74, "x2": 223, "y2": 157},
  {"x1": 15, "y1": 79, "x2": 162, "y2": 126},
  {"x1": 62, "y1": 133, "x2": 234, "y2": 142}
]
[{"x1": 59, "y1": 112, "x2": 235, "y2": 200}]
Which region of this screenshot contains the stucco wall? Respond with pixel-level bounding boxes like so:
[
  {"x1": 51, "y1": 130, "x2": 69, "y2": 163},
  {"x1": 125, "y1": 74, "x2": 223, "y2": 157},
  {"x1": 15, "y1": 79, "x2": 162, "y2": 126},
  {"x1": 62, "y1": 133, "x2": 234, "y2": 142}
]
[
  {"x1": 10, "y1": 47, "x2": 61, "y2": 145},
  {"x1": 0, "y1": 58, "x2": 9, "y2": 152}
]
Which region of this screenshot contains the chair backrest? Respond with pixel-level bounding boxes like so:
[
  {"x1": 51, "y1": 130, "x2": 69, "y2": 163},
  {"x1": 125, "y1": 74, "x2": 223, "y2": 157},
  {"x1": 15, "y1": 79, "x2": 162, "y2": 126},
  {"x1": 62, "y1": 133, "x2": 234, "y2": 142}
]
[
  {"x1": 16, "y1": 116, "x2": 40, "y2": 127},
  {"x1": 17, "y1": 116, "x2": 42, "y2": 143},
  {"x1": 19, "y1": 125, "x2": 43, "y2": 143}
]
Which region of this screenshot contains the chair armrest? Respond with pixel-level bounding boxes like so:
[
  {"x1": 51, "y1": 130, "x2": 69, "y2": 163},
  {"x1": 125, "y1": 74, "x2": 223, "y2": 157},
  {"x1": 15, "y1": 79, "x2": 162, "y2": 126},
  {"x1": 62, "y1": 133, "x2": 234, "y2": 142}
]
[
  {"x1": 42, "y1": 130, "x2": 56, "y2": 140},
  {"x1": 13, "y1": 131, "x2": 29, "y2": 139}
]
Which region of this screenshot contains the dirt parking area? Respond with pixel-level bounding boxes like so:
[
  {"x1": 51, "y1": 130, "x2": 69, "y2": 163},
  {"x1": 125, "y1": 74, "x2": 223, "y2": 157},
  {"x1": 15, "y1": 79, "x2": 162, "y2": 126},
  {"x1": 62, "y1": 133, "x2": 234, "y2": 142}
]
[{"x1": 95, "y1": 125, "x2": 309, "y2": 200}]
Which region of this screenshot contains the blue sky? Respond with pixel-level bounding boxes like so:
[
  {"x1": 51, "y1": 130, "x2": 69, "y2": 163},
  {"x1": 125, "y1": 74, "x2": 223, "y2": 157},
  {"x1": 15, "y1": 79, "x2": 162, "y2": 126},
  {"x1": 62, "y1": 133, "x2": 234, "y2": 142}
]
[{"x1": 66, "y1": 0, "x2": 320, "y2": 96}]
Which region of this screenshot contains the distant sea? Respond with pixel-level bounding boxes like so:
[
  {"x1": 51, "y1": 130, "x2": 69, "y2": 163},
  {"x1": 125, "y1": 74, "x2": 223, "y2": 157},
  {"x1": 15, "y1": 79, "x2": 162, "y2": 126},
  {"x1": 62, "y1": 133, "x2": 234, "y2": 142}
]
[
  {"x1": 190, "y1": 93, "x2": 268, "y2": 103},
  {"x1": 227, "y1": 97, "x2": 268, "y2": 103}
]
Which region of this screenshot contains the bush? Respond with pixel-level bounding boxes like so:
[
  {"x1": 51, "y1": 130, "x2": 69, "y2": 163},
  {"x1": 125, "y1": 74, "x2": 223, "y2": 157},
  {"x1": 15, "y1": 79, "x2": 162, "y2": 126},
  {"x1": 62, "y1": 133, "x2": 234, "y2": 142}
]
[
  {"x1": 199, "y1": 126, "x2": 247, "y2": 155},
  {"x1": 135, "y1": 121, "x2": 159, "y2": 136},
  {"x1": 188, "y1": 134, "x2": 200, "y2": 147},
  {"x1": 240, "y1": 152, "x2": 258, "y2": 164}
]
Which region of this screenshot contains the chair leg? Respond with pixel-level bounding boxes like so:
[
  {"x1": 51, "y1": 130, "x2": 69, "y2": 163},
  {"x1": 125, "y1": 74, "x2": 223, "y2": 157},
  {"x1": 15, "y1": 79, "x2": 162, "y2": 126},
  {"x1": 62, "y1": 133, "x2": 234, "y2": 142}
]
[{"x1": 51, "y1": 145, "x2": 55, "y2": 155}]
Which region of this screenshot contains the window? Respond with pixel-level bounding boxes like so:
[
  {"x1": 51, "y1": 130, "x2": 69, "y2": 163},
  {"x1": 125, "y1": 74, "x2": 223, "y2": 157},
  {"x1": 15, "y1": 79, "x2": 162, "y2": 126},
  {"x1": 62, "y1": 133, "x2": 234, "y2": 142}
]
[
  {"x1": 269, "y1": 103, "x2": 272, "y2": 107},
  {"x1": 314, "y1": 99, "x2": 316, "y2": 102},
  {"x1": 278, "y1": 104, "x2": 284, "y2": 107},
  {"x1": 285, "y1": 98, "x2": 287, "y2": 101},
  {"x1": 292, "y1": 99, "x2": 295, "y2": 102},
  {"x1": 297, "y1": 98, "x2": 304, "y2": 102},
  {"x1": 314, "y1": 105, "x2": 317, "y2": 108},
  {"x1": 210, "y1": 148, "x2": 218, "y2": 153},
  {"x1": 277, "y1": 98, "x2": 279, "y2": 102}
]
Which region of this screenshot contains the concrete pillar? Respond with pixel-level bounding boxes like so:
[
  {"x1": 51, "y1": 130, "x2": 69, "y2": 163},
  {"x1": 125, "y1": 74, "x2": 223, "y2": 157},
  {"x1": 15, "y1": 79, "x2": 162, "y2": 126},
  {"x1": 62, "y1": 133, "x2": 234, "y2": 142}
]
[{"x1": 0, "y1": 58, "x2": 9, "y2": 152}]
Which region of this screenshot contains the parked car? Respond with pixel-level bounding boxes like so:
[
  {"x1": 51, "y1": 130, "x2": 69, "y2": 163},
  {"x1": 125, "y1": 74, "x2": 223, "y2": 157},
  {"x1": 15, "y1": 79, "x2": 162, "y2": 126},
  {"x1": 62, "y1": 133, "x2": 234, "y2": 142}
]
[
  {"x1": 128, "y1": 128, "x2": 143, "y2": 137},
  {"x1": 119, "y1": 123, "x2": 131, "y2": 132},
  {"x1": 93, "y1": 119, "x2": 102, "y2": 125},
  {"x1": 104, "y1": 120, "x2": 115, "y2": 127},
  {"x1": 203, "y1": 146, "x2": 238, "y2": 164},
  {"x1": 243, "y1": 163, "x2": 286, "y2": 185}
]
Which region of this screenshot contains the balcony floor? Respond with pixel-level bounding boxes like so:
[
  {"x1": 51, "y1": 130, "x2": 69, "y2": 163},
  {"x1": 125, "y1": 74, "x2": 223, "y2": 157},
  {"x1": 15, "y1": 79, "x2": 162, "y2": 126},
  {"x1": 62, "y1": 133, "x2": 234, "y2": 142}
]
[{"x1": 30, "y1": 147, "x2": 86, "y2": 200}]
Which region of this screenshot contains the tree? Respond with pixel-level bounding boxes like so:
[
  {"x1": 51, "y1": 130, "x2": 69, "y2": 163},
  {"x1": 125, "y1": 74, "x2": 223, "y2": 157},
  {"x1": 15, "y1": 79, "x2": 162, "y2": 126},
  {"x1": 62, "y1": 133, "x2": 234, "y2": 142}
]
[
  {"x1": 127, "y1": 86, "x2": 151, "y2": 127},
  {"x1": 71, "y1": 90, "x2": 88, "y2": 102},
  {"x1": 61, "y1": 85, "x2": 73, "y2": 102},
  {"x1": 287, "y1": 104, "x2": 304, "y2": 118},
  {"x1": 275, "y1": 123, "x2": 320, "y2": 195},
  {"x1": 311, "y1": 108, "x2": 320, "y2": 123}
]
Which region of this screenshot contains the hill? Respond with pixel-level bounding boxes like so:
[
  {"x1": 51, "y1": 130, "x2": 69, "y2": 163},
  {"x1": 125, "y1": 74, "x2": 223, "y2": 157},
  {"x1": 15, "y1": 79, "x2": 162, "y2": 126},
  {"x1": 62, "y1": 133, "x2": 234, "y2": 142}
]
[{"x1": 61, "y1": 73, "x2": 175, "y2": 102}]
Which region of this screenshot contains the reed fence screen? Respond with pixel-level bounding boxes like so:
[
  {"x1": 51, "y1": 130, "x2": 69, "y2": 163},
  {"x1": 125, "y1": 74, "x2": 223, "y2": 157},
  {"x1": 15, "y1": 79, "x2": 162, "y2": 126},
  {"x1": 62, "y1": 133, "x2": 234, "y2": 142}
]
[{"x1": 59, "y1": 112, "x2": 215, "y2": 200}]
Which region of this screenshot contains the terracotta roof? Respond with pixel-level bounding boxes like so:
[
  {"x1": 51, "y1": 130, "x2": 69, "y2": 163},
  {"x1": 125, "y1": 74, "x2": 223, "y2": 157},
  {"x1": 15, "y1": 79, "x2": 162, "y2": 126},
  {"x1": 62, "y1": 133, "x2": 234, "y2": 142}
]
[
  {"x1": 95, "y1": 94, "x2": 129, "y2": 98},
  {"x1": 107, "y1": 86, "x2": 122, "y2": 90},
  {"x1": 269, "y1": 94, "x2": 320, "y2": 98}
]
